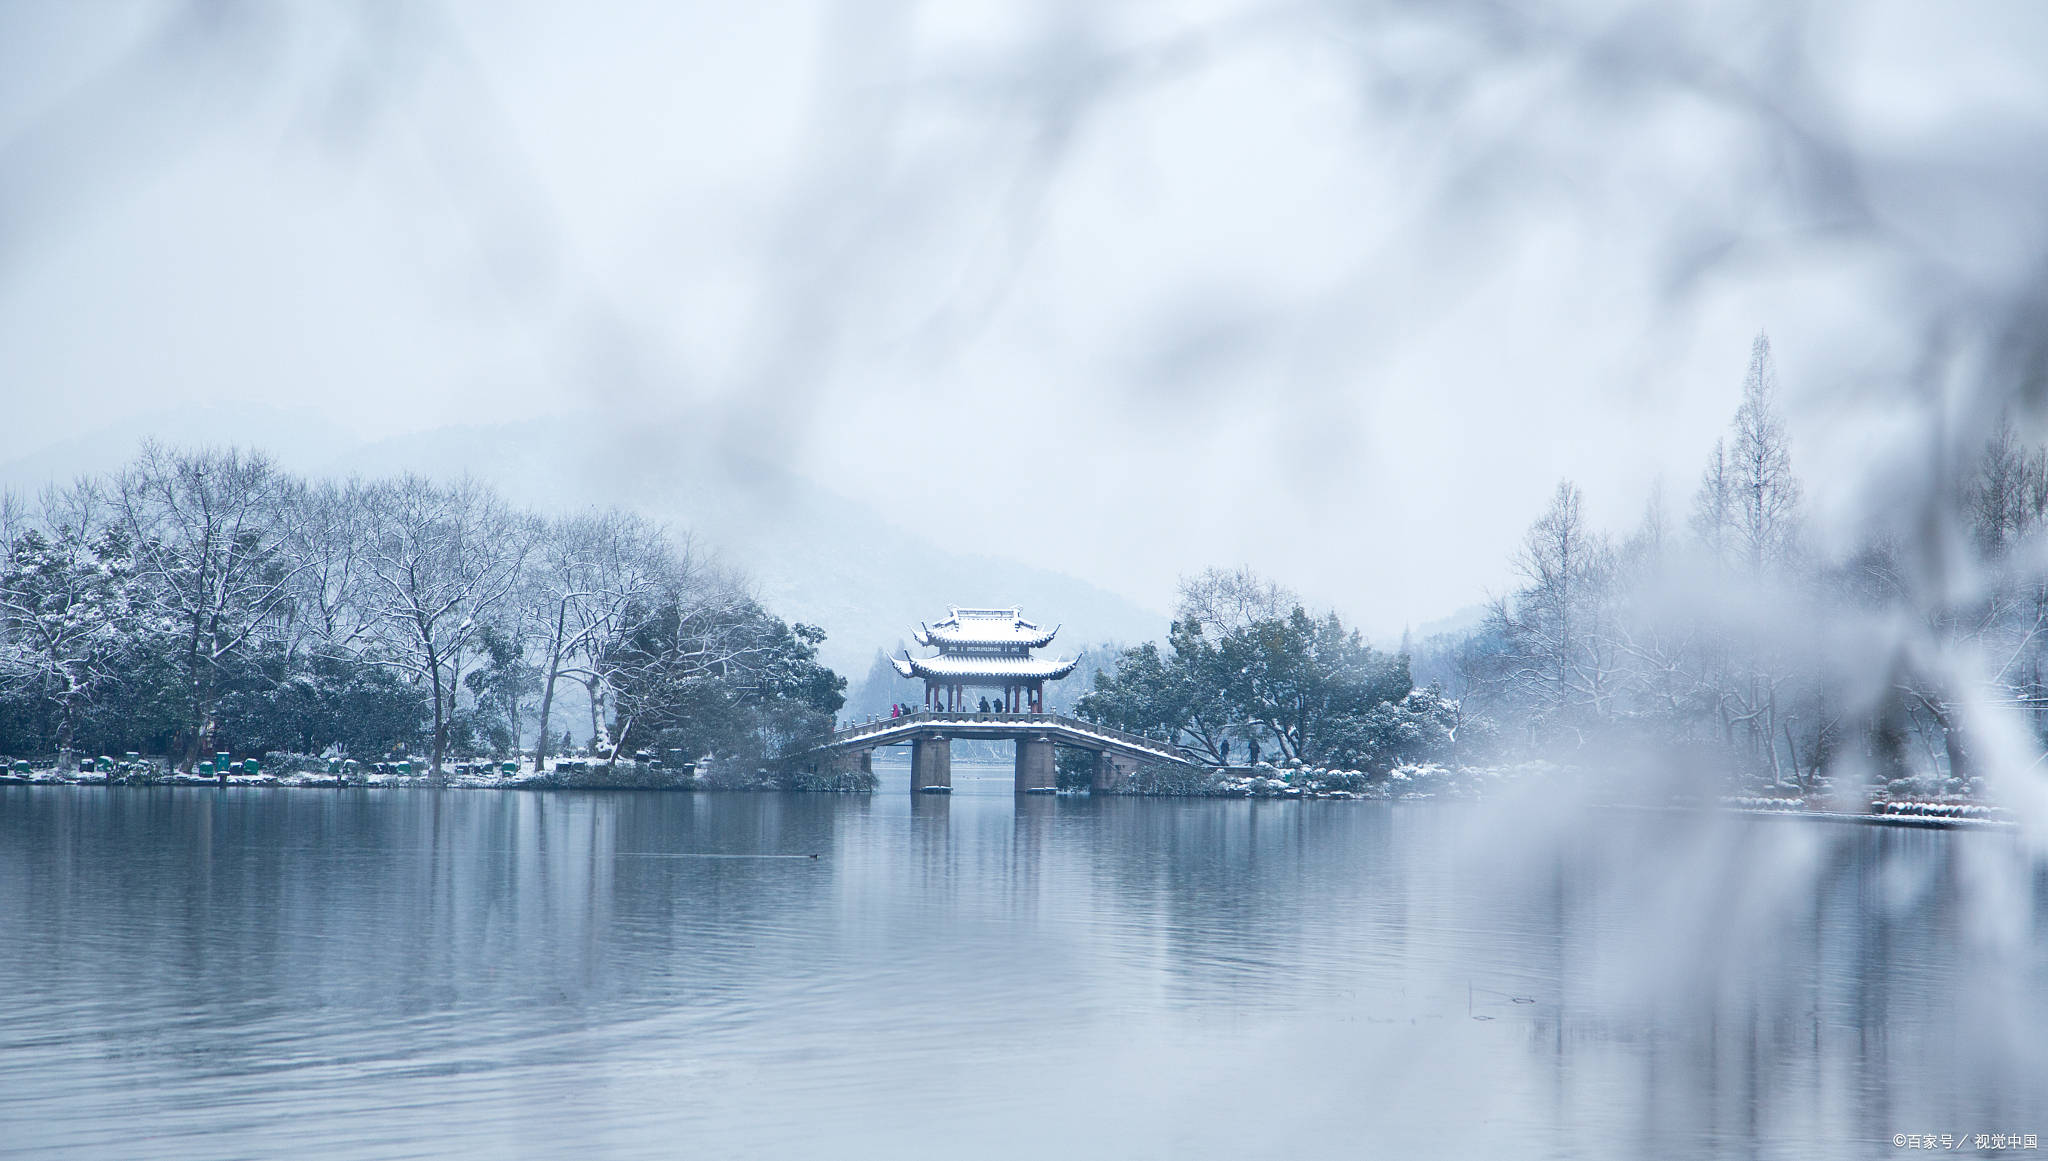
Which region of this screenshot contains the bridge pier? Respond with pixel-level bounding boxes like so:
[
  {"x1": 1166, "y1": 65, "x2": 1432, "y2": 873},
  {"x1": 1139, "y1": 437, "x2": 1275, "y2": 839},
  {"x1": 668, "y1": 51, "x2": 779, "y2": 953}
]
[
  {"x1": 1092, "y1": 751, "x2": 1137, "y2": 794},
  {"x1": 1014, "y1": 736, "x2": 1056, "y2": 794},
  {"x1": 804, "y1": 714, "x2": 1186, "y2": 795},
  {"x1": 911, "y1": 734, "x2": 951, "y2": 793}
]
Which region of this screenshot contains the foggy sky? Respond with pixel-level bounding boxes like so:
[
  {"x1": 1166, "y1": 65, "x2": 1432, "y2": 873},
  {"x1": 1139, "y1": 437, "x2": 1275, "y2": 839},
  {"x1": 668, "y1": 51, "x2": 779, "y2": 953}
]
[{"x1": 4, "y1": 0, "x2": 2047, "y2": 637}]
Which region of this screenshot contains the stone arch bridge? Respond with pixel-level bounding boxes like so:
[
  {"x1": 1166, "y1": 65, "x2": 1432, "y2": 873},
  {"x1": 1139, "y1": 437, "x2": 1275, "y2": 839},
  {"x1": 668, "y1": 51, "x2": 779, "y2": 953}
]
[{"x1": 791, "y1": 710, "x2": 1193, "y2": 794}]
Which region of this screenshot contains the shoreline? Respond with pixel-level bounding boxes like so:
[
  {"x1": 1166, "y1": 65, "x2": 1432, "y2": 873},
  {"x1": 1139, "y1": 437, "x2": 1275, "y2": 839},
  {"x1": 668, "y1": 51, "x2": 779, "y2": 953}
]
[
  {"x1": 1594, "y1": 801, "x2": 2016, "y2": 831},
  {"x1": 0, "y1": 768, "x2": 2019, "y2": 827}
]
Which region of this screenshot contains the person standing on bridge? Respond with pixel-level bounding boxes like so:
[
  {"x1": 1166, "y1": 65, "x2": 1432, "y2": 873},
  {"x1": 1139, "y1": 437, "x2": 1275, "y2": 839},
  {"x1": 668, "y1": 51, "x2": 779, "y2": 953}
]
[{"x1": 978, "y1": 696, "x2": 991, "y2": 713}]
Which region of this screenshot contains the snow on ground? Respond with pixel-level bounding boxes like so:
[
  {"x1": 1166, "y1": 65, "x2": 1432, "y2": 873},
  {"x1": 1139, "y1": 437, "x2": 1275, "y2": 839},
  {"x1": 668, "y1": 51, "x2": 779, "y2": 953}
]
[{"x1": 0, "y1": 758, "x2": 2020, "y2": 823}]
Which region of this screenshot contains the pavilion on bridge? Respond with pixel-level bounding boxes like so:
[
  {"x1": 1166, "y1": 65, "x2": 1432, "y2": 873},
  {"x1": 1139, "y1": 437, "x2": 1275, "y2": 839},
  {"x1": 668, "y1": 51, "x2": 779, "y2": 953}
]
[{"x1": 891, "y1": 607, "x2": 1079, "y2": 713}]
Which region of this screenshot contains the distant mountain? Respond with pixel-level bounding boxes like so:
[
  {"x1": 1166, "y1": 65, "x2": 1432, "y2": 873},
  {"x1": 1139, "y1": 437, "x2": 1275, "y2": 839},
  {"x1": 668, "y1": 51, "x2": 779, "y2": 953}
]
[
  {"x1": 0, "y1": 404, "x2": 364, "y2": 496},
  {"x1": 0, "y1": 411, "x2": 1167, "y2": 677},
  {"x1": 1412, "y1": 603, "x2": 1489, "y2": 643}
]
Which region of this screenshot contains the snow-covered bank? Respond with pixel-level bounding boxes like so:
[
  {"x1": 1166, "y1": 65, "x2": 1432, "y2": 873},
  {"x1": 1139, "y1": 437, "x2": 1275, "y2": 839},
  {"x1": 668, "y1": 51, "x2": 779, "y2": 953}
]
[
  {"x1": 0, "y1": 758, "x2": 2015, "y2": 824},
  {"x1": 1093, "y1": 760, "x2": 2022, "y2": 825},
  {"x1": 0, "y1": 758, "x2": 874, "y2": 793},
  {"x1": 1097, "y1": 760, "x2": 1566, "y2": 799}
]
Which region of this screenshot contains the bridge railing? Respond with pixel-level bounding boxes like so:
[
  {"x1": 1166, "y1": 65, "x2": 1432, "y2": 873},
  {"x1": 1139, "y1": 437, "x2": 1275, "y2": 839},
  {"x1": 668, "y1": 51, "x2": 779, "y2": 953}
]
[
  {"x1": 802, "y1": 709, "x2": 1192, "y2": 762},
  {"x1": 1037, "y1": 713, "x2": 1188, "y2": 757}
]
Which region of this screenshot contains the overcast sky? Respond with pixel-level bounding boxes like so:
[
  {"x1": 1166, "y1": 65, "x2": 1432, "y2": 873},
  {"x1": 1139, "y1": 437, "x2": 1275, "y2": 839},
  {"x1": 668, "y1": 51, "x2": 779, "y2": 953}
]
[{"x1": 5, "y1": 1, "x2": 2048, "y2": 633}]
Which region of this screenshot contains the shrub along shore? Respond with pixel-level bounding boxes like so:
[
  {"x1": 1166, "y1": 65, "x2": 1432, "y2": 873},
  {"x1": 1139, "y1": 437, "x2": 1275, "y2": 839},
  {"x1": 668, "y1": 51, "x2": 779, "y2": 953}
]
[
  {"x1": 0, "y1": 752, "x2": 2005, "y2": 826},
  {"x1": 0, "y1": 752, "x2": 875, "y2": 792}
]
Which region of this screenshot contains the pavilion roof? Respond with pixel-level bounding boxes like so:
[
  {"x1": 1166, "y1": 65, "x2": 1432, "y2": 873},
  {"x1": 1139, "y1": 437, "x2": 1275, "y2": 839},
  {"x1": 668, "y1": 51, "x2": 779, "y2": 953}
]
[
  {"x1": 912, "y1": 607, "x2": 1059, "y2": 650},
  {"x1": 890, "y1": 651, "x2": 1080, "y2": 681}
]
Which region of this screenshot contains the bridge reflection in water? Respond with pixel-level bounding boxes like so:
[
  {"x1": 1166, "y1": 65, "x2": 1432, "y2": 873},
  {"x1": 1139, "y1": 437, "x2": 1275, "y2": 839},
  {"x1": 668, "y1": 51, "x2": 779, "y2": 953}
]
[{"x1": 794, "y1": 710, "x2": 1193, "y2": 795}]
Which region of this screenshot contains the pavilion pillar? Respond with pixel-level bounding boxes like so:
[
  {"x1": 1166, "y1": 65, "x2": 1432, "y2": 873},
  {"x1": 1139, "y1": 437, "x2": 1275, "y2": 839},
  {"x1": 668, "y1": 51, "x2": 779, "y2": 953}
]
[
  {"x1": 1014, "y1": 735, "x2": 1055, "y2": 794},
  {"x1": 911, "y1": 733, "x2": 952, "y2": 793}
]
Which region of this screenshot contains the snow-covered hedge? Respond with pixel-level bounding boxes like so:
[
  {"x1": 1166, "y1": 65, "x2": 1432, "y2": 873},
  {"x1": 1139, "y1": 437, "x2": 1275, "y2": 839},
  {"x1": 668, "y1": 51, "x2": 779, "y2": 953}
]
[
  {"x1": 1098, "y1": 760, "x2": 1538, "y2": 799},
  {"x1": 0, "y1": 756, "x2": 877, "y2": 793}
]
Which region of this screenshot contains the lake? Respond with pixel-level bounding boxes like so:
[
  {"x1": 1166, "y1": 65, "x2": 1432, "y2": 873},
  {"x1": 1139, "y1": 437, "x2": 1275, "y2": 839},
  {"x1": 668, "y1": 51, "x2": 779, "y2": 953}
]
[{"x1": 2, "y1": 753, "x2": 2044, "y2": 1159}]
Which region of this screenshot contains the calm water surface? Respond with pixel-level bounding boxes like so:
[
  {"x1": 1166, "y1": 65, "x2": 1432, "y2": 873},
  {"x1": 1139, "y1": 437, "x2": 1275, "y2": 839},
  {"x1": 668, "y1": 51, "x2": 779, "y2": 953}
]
[{"x1": 3, "y1": 755, "x2": 2045, "y2": 1159}]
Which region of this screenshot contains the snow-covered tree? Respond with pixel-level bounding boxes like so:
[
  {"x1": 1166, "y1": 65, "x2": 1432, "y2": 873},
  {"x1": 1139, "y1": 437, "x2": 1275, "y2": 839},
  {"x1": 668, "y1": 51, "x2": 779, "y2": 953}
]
[
  {"x1": 604, "y1": 590, "x2": 845, "y2": 762},
  {"x1": 117, "y1": 445, "x2": 304, "y2": 769},
  {"x1": 1485, "y1": 480, "x2": 1618, "y2": 741},
  {"x1": 1176, "y1": 566, "x2": 1300, "y2": 637},
  {"x1": 360, "y1": 476, "x2": 531, "y2": 779},
  {"x1": 285, "y1": 477, "x2": 377, "y2": 659},
  {"x1": 0, "y1": 445, "x2": 843, "y2": 770},
  {"x1": 522, "y1": 509, "x2": 690, "y2": 767},
  {"x1": 1727, "y1": 334, "x2": 1802, "y2": 573},
  {"x1": 1687, "y1": 336, "x2": 1806, "y2": 780},
  {"x1": 1079, "y1": 577, "x2": 1440, "y2": 772},
  {"x1": 0, "y1": 484, "x2": 145, "y2": 763}
]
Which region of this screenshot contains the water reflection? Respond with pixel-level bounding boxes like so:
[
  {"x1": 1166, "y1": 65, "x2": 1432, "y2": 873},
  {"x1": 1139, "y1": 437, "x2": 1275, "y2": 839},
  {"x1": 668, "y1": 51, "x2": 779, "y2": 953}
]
[{"x1": 0, "y1": 771, "x2": 2041, "y2": 1159}]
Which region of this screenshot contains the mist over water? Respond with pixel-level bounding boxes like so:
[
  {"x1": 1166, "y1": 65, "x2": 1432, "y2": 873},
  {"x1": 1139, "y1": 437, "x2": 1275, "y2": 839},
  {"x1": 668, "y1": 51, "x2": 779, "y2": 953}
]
[{"x1": 1, "y1": 763, "x2": 2042, "y2": 1160}]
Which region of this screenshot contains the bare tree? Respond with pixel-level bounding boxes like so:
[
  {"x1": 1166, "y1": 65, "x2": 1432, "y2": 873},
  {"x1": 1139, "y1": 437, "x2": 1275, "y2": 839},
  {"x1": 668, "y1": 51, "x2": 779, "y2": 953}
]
[
  {"x1": 361, "y1": 476, "x2": 531, "y2": 779},
  {"x1": 1729, "y1": 334, "x2": 1803, "y2": 573},
  {"x1": 1965, "y1": 417, "x2": 2042, "y2": 558},
  {"x1": 1947, "y1": 417, "x2": 2048, "y2": 761},
  {"x1": 523, "y1": 510, "x2": 682, "y2": 770},
  {"x1": 1489, "y1": 480, "x2": 1617, "y2": 741},
  {"x1": 0, "y1": 491, "x2": 24, "y2": 550},
  {"x1": 284, "y1": 477, "x2": 377, "y2": 660},
  {"x1": 1690, "y1": 438, "x2": 1733, "y2": 564},
  {"x1": 117, "y1": 444, "x2": 304, "y2": 770},
  {"x1": 1606, "y1": 488, "x2": 1712, "y2": 736},
  {"x1": 600, "y1": 566, "x2": 798, "y2": 761},
  {"x1": 1686, "y1": 334, "x2": 1806, "y2": 781},
  {"x1": 1176, "y1": 566, "x2": 1300, "y2": 636}
]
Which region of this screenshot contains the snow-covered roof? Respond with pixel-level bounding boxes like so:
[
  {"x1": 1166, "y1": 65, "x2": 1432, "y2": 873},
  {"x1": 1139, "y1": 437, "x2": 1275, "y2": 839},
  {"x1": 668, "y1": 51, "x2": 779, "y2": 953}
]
[
  {"x1": 912, "y1": 607, "x2": 1059, "y2": 650},
  {"x1": 890, "y1": 651, "x2": 1081, "y2": 681}
]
